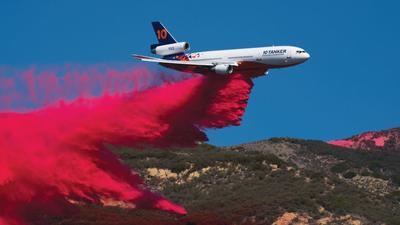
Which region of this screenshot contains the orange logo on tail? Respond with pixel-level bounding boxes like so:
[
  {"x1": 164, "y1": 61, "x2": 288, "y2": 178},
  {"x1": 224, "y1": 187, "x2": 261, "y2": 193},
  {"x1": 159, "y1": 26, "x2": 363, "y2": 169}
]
[{"x1": 157, "y1": 29, "x2": 168, "y2": 40}]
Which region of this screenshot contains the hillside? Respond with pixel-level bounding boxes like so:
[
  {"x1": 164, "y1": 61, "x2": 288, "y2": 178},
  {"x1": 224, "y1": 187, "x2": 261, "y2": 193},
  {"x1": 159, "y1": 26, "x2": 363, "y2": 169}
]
[
  {"x1": 33, "y1": 131, "x2": 400, "y2": 225},
  {"x1": 328, "y1": 127, "x2": 400, "y2": 151}
]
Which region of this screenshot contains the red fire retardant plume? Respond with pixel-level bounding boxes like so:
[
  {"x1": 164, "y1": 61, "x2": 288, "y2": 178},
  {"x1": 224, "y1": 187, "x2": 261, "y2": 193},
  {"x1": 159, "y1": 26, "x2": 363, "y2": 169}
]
[{"x1": 0, "y1": 66, "x2": 253, "y2": 225}]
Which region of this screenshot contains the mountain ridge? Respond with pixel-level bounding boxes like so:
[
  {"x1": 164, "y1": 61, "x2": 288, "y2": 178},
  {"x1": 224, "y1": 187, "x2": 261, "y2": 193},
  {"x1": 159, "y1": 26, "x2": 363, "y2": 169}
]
[{"x1": 328, "y1": 127, "x2": 400, "y2": 151}]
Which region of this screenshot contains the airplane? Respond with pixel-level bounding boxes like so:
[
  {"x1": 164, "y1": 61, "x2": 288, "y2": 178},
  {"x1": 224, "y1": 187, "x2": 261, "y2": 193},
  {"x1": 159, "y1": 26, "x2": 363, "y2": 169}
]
[{"x1": 133, "y1": 21, "x2": 310, "y2": 77}]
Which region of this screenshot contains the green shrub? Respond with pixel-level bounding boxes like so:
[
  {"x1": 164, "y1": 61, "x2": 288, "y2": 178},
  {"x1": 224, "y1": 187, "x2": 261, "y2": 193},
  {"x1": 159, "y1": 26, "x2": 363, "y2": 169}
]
[
  {"x1": 343, "y1": 171, "x2": 357, "y2": 179},
  {"x1": 330, "y1": 162, "x2": 350, "y2": 173}
]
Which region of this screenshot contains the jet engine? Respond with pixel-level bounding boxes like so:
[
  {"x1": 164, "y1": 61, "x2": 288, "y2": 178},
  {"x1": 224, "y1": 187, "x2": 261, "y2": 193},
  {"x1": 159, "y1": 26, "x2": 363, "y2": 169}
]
[
  {"x1": 211, "y1": 64, "x2": 234, "y2": 75},
  {"x1": 151, "y1": 42, "x2": 190, "y2": 56}
]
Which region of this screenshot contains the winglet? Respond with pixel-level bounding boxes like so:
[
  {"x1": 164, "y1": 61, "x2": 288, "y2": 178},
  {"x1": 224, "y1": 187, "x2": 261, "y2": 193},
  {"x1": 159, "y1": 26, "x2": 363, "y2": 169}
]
[
  {"x1": 132, "y1": 54, "x2": 153, "y2": 60},
  {"x1": 131, "y1": 54, "x2": 165, "y2": 63}
]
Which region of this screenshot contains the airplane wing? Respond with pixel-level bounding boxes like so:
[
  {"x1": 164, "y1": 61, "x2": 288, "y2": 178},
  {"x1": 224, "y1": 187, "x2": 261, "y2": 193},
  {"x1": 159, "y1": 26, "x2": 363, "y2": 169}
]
[{"x1": 132, "y1": 54, "x2": 238, "y2": 67}]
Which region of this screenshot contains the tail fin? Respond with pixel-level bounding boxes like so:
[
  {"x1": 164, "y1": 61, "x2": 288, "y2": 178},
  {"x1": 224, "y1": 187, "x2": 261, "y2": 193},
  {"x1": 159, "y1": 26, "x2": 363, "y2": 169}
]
[{"x1": 151, "y1": 21, "x2": 177, "y2": 45}]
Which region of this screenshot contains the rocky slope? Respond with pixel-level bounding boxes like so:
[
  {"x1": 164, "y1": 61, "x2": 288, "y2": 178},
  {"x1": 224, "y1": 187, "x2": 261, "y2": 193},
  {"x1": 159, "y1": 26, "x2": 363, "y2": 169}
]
[
  {"x1": 328, "y1": 127, "x2": 400, "y2": 151},
  {"x1": 33, "y1": 128, "x2": 400, "y2": 225}
]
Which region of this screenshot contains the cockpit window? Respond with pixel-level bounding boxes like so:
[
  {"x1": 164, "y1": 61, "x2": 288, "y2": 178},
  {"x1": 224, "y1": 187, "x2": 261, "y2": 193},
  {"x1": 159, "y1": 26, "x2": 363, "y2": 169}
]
[{"x1": 296, "y1": 50, "x2": 306, "y2": 53}]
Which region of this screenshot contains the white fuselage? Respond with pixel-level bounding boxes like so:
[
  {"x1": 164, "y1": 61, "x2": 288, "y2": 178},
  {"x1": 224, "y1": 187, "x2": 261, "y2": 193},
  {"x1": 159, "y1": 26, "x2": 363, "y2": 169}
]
[{"x1": 186, "y1": 46, "x2": 310, "y2": 69}]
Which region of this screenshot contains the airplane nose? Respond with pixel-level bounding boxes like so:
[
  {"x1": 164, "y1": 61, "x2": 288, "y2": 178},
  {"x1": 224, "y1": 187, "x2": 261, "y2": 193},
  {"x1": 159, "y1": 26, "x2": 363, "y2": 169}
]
[{"x1": 304, "y1": 52, "x2": 310, "y2": 60}]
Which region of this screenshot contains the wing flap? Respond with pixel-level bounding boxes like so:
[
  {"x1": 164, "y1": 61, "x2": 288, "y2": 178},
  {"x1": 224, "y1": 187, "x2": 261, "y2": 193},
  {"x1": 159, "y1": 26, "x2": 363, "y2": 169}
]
[{"x1": 132, "y1": 54, "x2": 238, "y2": 67}]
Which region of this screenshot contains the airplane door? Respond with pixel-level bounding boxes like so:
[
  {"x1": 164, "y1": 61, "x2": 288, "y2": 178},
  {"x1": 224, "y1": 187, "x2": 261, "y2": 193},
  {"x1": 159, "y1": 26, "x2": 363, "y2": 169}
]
[{"x1": 285, "y1": 48, "x2": 292, "y2": 63}]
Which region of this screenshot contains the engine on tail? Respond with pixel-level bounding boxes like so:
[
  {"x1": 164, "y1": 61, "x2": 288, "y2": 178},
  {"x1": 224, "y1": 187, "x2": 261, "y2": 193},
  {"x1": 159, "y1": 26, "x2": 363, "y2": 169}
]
[
  {"x1": 211, "y1": 64, "x2": 234, "y2": 75},
  {"x1": 151, "y1": 42, "x2": 190, "y2": 56}
]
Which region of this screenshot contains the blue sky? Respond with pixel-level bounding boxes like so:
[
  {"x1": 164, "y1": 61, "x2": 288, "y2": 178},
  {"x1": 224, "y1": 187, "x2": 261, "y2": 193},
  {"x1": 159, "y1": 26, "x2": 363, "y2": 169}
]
[{"x1": 1, "y1": 0, "x2": 399, "y2": 145}]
